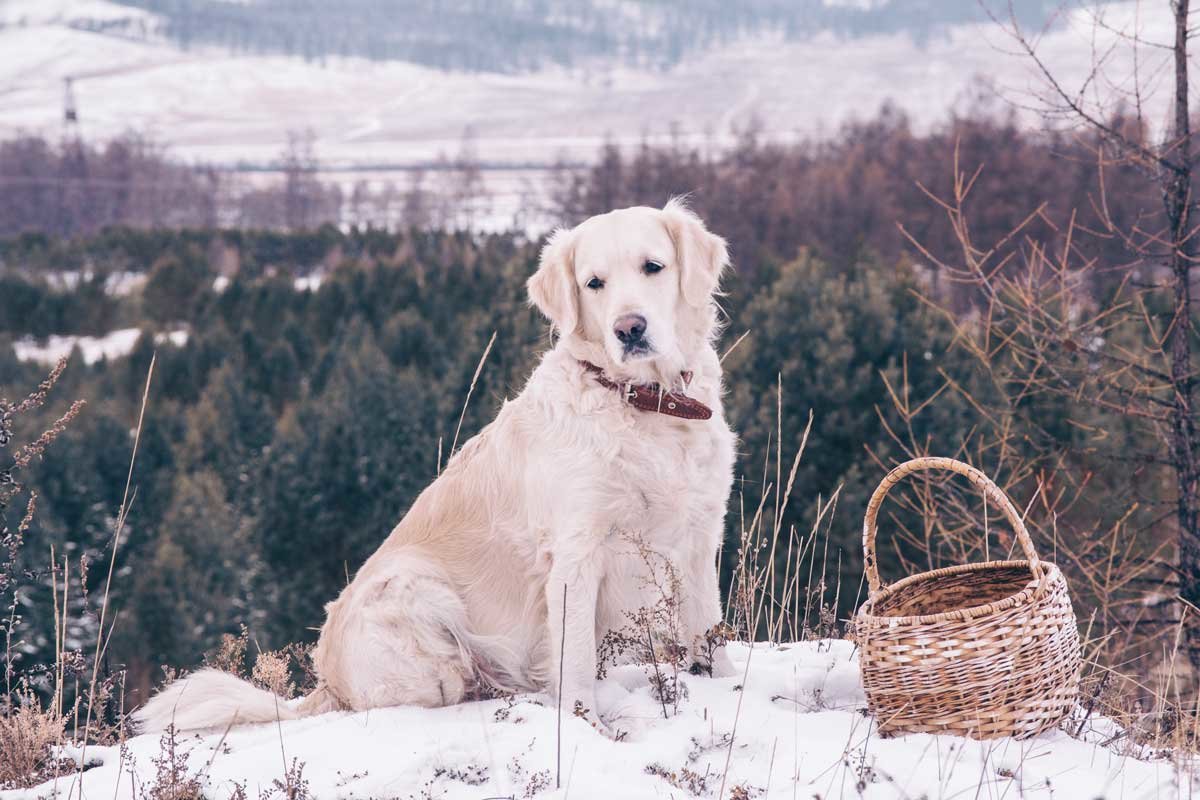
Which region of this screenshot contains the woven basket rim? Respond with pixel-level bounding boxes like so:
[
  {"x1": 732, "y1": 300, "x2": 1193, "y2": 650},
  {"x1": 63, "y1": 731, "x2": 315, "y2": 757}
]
[{"x1": 856, "y1": 559, "x2": 1064, "y2": 627}]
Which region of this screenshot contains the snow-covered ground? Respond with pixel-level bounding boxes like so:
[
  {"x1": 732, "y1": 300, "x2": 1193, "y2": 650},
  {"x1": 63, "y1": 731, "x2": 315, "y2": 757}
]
[
  {"x1": 12, "y1": 328, "x2": 186, "y2": 365},
  {"x1": 6, "y1": 642, "x2": 1187, "y2": 800},
  {"x1": 0, "y1": 1, "x2": 1178, "y2": 168}
]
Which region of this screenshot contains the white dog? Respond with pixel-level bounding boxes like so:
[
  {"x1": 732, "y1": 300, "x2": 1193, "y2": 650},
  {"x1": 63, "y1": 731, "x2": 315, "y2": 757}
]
[{"x1": 134, "y1": 199, "x2": 736, "y2": 735}]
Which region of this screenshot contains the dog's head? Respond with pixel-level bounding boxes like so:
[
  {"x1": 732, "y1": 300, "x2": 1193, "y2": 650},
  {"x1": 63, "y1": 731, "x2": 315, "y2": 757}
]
[{"x1": 528, "y1": 199, "x2": 728, "y2": 382}]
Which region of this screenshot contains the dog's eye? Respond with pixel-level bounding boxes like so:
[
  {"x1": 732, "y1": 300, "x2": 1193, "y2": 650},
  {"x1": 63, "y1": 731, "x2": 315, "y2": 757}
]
[
  {"x1": 643, "y1": 260, "x2": 664, "y2": 275},
  {"x1": 586, "y1": 276, "x2": 605, "y2": 290}
]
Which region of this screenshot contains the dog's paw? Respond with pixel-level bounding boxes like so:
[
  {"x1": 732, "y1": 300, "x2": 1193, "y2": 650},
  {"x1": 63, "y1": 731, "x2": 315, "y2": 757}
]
[
  {"x1": 710, "y1": 645, "x2": 737, "y2": 677},
  {"x1": 571, "y1": 699, "x2": 624, "y2": 739},
  {"x1": 604, "y1": 725, "x2": 629, "y2": 742},
  {"x1": 591, "y1": 716, "x2": 628, "y2": 742},
  {"x1": 690, "y1": 624, "x2": 738, "y2": 678},
  {"x1": 692, "y1": 644, "x2": 736, "y2": 679}
]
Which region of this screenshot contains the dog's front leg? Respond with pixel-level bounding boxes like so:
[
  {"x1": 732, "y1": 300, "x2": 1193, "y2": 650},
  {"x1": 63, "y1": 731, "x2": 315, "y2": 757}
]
[
  {"x1": 545, "y1": 552, "x2": 608, "y2": 733},
  {"x1": 681, "y1": 544, "x2": 736, "y2": 678}
]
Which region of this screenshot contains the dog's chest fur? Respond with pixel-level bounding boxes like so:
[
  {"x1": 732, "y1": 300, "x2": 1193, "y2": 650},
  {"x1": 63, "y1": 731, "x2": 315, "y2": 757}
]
[
  {"x1": 600, "y1": 408, "x2": 732, "y2": 545},
  {"x1": 528, "y1": 349, "x2": 734, "y2": 544},
  {"x1": 596, "y1": 409, "x2": 732, "y2": 620},
  {"x1": 523, "y1": 350, "x2": 736, "y2": 599}
]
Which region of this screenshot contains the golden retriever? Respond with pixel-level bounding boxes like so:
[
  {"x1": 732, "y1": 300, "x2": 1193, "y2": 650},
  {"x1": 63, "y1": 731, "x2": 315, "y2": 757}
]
[{"x1": 134, "y1": 199, "x2": 736, "y2": 736}]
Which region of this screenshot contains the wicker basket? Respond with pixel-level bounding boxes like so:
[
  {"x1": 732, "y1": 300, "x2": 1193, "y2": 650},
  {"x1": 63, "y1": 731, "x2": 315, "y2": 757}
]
[{"x1": 855, "y1": 457, "x2": 1081, "y2": 740}]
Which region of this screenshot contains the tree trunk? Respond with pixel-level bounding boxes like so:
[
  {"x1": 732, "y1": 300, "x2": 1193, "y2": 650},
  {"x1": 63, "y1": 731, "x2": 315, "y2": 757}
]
[{"x1": 1165, "y1": 0, "x2": 1200, "y2": 664}]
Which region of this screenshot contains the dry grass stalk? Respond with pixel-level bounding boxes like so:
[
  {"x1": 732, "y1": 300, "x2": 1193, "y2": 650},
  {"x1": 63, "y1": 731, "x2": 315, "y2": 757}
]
[
  {"x1": 206, "y1": 627, "x2": 249, "y2": 676},
  {"x1": 448, "y1": 329, "x2": 496, "y2": 464},
  {"x1": 141, "y1": 725, "x2": 204, "y2": 800},
  {"x1": 1, "y1": 360, "x2": 88, "y2": 789},
  {"x1": 77, "y1": 353, "x2": 155, "y2": 777},
  {"x1": 253, "y1": 651, "x2": 295, "y2": 699},
  {"x1": 0, "y1": 696, "x2": 67, "y2": 789},
  {"x1": 596, "y1": 534, "x2": 689, "y2": 718}
]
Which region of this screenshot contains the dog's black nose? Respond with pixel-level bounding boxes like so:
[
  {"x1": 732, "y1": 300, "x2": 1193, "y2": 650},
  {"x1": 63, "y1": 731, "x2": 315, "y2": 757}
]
[{"x1": 613, "y1": 314, "x2": 647, "y2": 345}]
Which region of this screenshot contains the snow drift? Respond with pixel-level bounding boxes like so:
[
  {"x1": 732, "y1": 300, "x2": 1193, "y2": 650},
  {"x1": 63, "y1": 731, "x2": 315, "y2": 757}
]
[{"x1": 4, "y1": 641, "x2": 1185, "y2": 800}]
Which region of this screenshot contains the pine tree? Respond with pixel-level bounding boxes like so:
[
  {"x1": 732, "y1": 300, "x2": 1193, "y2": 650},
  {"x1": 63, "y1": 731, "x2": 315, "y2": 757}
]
[
  {"x1": 722, "y1": 253, "x2": 982, "y2": 615},
  {"x1": 124, "y1": 470, "x2": 252, "y2": 669},
  {"x1": 251, "y1": 325, "x2": 441, "y2": 646}
]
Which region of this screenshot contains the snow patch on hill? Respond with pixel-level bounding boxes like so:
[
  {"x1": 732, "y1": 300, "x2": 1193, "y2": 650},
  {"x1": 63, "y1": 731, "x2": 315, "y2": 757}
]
[
  {"x1": 13, "y1": 328, "x2": 186, "y2": 365},
  {"x1": 0, "y1": 0, "x2": 151, "y2": 27},
  {"x1": 5, "y1": 641, "x2": 1185, "y2": 800}
]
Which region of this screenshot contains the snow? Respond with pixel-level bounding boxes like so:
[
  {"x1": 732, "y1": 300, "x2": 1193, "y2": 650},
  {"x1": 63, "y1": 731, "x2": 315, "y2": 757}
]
[
  {"x1": 293, "y1": 273, "x2": 323, "y2": 292},
  {"x1": 39, "y1": 271, "x2": 148, "y2": 296},
  {"x1": 104, "y1": 271, "x2": 148, "y2": 296},
  {"x1": 213, "y1": 273, "x2": 323, "y2": 293},
  {"x1": 12, "y1": 327, "x2": 187, "y2": 365},
  {"x1": 0, "y1": 0, "x2": 151, "y2": 27},
  {"x1": 822, "y1": 0, "x2": 888, "y2": 9},
  {"x1": 0, "y1": 2, "x2": 1177, "y2": 169},
  {"x1": 13, "y1": 328, "x2": 142, "y2": 365},
  {"x1": 157, "y1": 329, "x2": 187, "y2": 348},
  {"x1": 4, "y1": 641, "x2": 1185, "y2": 800}
]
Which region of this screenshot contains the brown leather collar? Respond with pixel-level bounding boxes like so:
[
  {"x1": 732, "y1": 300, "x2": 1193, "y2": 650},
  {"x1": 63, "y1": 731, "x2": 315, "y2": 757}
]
[{"x1": 580, "y1": 361, "x2": 713, "y2": 421}]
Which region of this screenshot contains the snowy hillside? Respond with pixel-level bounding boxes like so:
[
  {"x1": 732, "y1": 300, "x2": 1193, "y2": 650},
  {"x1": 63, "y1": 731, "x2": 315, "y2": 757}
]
[
  {"x1": 12, "y1": 327, "x2": 189, "y2": 366},
  {"x1": 6, "y1": 642, "x2": 1184, "y2": 800},
  {"x1": 0, "y1": 0, "x2": 1178, "y2": 168}
]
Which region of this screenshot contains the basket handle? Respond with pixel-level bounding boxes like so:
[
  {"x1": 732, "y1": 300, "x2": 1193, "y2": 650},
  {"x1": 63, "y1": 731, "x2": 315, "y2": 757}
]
[{"x1": 863, "y1": 456, "x2": 1042, "y2": 595}]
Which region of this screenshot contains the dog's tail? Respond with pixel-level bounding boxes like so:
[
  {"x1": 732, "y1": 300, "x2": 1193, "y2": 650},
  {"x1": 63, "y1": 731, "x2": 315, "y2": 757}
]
[{"x1": 132, "y1": 669, "x2": 339, "y2": 734}]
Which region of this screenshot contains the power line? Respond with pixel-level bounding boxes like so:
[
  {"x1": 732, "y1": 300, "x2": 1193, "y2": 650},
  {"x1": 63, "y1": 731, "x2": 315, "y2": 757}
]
[{"x1": 0, "y1": 174, "x2": 213, "y2": 189}]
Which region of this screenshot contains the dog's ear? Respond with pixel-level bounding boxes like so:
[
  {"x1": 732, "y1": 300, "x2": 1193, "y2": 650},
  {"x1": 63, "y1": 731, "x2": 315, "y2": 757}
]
[
  {"x1": 527, "y1": 226, "x2": 579, "y2": 335},
  {"x1": 661, "y1": 197, "x2": 729, "y2": 308}
]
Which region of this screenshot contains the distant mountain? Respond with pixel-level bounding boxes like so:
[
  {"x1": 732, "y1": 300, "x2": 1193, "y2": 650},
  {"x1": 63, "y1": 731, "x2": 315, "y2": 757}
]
[{"x1": 106, "y1": 0, "x2": 1061, "y2": 73}]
